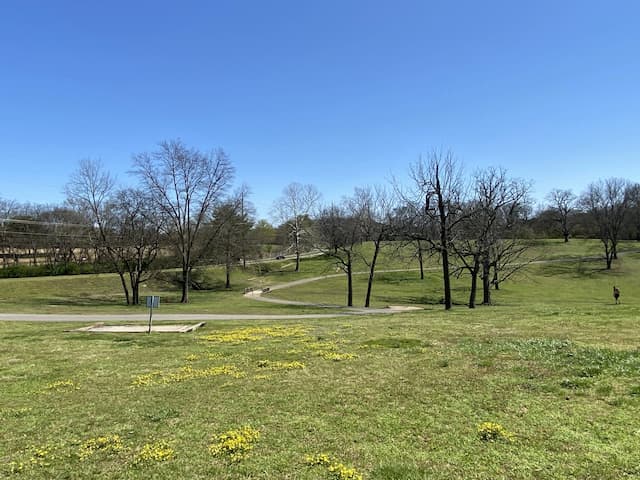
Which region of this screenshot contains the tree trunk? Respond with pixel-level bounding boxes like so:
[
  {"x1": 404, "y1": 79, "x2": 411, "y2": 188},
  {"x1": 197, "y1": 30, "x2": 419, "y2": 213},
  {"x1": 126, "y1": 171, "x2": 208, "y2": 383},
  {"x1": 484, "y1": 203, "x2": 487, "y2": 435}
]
[
  {"x1": 118, "y1": 272, "x2": 131, "y2": 305},
  {"x1": 468, "y1": 269, "x2": 478, "y2": 309},
  {"x1": 468, "y1": 257, "x2": 480, "y2": 308},
  {"x1": 563, "y1": 232, "x2": 569, "y2": 243},
  {"x1": 364, "y1": 240, "x2": 381, "y2": 308},
  {"x1": 294, "y1": 228, "x2": 300, "y2": 272},
  {"x1": 417, "y1": 244, "x2": 424, "y2": 280},
  {"x1": 346, "y1": 253, "x2": 353, "y2": 307},
  {"x1": 181, "y1": 267, "x2": 190, "y2": 303},
  {"x1": 482, "y1": 258, "x2": 491, "y2": 305},
  {"x1": 436, "y1": 175, "x2": 452, "y2": 310},
  {"x1": 131, "y1": 273, "x2": 140, "y2": 305},
  {"x1": 442, "y1": 247, "x2": 452, "y2": 309},
  {"x1": 603, "y1": 241, "x2": 613, "y2": 269}
]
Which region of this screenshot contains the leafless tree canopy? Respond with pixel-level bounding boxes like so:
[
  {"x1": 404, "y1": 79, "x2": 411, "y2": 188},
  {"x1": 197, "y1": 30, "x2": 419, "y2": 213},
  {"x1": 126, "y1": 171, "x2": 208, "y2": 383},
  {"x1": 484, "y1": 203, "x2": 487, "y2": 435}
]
[
  {"x1": 406, "y1": 150, "x2": 468, "y2": 309},
  {"x1": 456, "y1": 167, "x2": 531, "y2": 307},
  {"x1": 64, "y1": 158, "x2": 116, "y2": 227},
  {"x1": 580, "y1": 177, "x2": 633, "y2": 269},
  {"x1": 65, "y1": 159, "x2": 162, "y2": 305},
  {"x1": 272, "y1": 182, "x2": 321, "y2": 272},
  {"x1": 314, "y1": 202, "x2": 362, "y2": 307},
  {"x1": 546, "y1": 188, "x2": 577, "y2": 242},
  {"x1": 133, "y1": 139, "x2": 234, "y2": 303},
  {"x1": 6, "y1": 137, "x2": 640, "y2": 313},
  {"x1": 350, "y1": 185, "x2": 397, "y2": 307}
]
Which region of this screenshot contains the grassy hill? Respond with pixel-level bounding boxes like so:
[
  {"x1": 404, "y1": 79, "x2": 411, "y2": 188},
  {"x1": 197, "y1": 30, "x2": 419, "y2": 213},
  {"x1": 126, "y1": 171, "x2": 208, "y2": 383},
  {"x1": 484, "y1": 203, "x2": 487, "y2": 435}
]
[{"x1": 1, "y1": 239, "x2": 640, "y2": 478}]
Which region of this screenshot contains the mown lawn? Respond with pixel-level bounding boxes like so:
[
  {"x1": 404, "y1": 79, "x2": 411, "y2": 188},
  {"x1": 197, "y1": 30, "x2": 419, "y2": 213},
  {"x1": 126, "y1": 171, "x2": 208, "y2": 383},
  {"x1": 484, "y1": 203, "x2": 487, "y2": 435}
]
[
  {"x1": 0, "y1": 255, "x2": 336, "y2": 314},
  {"x1": 272, "y1": 242, "x2": 640, "y2": 311},
  {"x1": 1, "y1": 239, "x2": 640, "y2": 479},
  {"x1": 2, "y1": 307, "x2": 640, "y2": 479}
]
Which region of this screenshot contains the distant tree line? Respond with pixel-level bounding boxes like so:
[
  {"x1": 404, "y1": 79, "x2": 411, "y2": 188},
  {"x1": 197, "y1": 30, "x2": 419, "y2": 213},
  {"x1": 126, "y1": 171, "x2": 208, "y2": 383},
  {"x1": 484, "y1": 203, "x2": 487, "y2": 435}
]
[{"x1": 1, "y1": 142, "x2": 639, "y2": 309}]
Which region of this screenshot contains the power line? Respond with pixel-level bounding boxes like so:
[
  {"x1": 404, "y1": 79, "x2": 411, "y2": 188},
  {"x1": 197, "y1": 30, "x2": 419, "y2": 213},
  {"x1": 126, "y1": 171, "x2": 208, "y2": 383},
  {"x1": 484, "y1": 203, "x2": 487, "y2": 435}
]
[
  {"x1": 0, "y1": 218, "x2": 91, "y2": 228},
  {"x1": 0, "y1": 230, "x2": 94, "y2": 239}
]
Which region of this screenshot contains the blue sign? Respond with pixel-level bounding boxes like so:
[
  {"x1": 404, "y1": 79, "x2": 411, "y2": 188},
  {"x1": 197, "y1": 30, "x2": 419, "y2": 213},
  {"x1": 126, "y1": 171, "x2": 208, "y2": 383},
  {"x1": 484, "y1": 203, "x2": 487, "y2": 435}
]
[{"x1": 146, "y1": 296, "x2": 160, "y2": 308}]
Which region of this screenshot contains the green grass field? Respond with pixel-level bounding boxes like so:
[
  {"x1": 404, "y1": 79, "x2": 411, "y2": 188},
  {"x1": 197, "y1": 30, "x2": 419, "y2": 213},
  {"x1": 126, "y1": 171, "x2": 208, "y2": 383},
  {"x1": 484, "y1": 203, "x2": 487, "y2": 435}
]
[{"x1": 1, "y1": 239, "x2": 640, "y2": 479}]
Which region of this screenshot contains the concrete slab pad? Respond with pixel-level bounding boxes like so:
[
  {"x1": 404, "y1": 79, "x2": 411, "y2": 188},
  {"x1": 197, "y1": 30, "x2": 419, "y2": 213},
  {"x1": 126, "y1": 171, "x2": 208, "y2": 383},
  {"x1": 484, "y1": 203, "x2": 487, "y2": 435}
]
[{"x1": 67, "y1": 322, "x2": 206, "y2": 333}]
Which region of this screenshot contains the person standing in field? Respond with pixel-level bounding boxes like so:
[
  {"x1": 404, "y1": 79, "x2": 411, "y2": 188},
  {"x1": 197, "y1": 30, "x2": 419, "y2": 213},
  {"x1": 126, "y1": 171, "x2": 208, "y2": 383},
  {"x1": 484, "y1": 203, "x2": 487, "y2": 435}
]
[{"x1": 613, "y1": 286, "x2": 620, "y2": 304}]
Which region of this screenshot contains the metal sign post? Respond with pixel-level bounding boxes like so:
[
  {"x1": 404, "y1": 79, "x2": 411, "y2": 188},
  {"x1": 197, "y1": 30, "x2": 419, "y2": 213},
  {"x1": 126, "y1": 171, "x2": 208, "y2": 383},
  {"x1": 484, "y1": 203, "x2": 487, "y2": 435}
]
[{"x1": 146, "y1": 296, "x2": 160, "y2": 334}]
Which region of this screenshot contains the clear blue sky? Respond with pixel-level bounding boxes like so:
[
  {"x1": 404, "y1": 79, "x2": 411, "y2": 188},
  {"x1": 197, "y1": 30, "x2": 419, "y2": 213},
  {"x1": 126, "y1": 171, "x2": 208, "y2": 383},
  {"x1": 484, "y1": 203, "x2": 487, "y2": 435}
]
[{"x1": 1, "y1": 0, "x2": 639, "y2": 220}]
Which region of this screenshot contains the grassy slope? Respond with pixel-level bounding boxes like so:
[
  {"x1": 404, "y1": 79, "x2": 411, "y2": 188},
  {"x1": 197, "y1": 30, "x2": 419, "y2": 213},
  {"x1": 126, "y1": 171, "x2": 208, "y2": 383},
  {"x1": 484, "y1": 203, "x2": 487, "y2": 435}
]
[
  {"x1": 1, "y1": 239, "x2": 640, "y2": 479},
  {"x1": 0, "y1": 255, "x2": 339, "y2": 314},
  {"x1": 272, "y1": 240, "x2": 640, "y2": 310}
]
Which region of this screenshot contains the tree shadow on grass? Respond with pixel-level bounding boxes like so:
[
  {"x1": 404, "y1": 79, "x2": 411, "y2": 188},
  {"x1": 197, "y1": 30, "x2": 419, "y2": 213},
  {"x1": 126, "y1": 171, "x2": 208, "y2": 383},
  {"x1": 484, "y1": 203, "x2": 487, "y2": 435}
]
[
  {"x1": 538, "y1": 259, "x2": 618, "y2": 279},
  {"x1": 44, "y1": 294, "x2": 124, "y2": 307},
  {"x1": 376, "y1": 294, "x2": 468, "y2": 307}
]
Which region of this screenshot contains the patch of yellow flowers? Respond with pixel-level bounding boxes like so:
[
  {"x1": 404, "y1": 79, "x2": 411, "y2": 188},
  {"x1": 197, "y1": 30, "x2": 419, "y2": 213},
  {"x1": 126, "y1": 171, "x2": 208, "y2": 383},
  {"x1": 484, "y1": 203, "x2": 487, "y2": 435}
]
[
  {"x1": 303, "y1": 340, "x2": 340, "y2": 351},
  {"x1": 209, "y1": 426, "x2": 260, "y2": 462},
  {"x1": 42, "y1": 379, "x2": 80, "y2": 393},
  {"x1": 477, "y1": 422, "x2": 515, "y2": 442},
  {"x1": 134, "y1": 440, "x2": 175, "y2": 464},
  {"x1": 304, "y1": 453, "x2": 363, "y2": 480},
  {"x1": 319, "y1": 352, "x2": 358, "y2": 361},
  {"x1": 132, "y1": 364, "x2": 245, "y2": 387},
  {"x1": 2, "y1": 442, "x2": 65, "y2": 474},
  {"x1": 300, "y1": 339, "x2": 358, "y2": 361},
  {"x1": 202, "y1": 326, "x2": 308, "y2": 343},
  {"x1": 256, "y1": 359, "x2": 306, "y2": 370},
  {"x1": 77, "y1": 434, "x2": 124, "y2": 460}
]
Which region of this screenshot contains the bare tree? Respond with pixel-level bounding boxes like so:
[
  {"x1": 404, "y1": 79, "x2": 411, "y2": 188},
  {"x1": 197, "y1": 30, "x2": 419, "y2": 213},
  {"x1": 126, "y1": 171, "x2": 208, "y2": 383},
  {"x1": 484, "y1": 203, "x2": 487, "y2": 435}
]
[
  {"x1": 133, "y1": 139, "x2": 234, "y2": 303},
  {"x1": 39, "y1": 207, "x2": 91, "y2": 269},
  {"x1": 454, "y1": 167, "x2": 531, "y2": 307},
  {"x1": 314, "y1": 203, "x2": 361, "y2": 307},
  {"x1": 65, "y1": 159, "x2": 134, "y2": 301},
  {"x1": 0, "y1": 206, "x2": 31, "y2": 267},
  {"x1": 351, "y1": 185, "x2": 396, "y2": 307},
  {"x1": 66, "y1": 159, "x2": 163, "y2": 304},
  {"x1": 390, "y1": 202, "x2": 434, "y2": 280},
  {"x1": 625, "y1": 183, "x2": 640, "y2": 241},
  {"x1": 452, "y1": 202, "x2": 483, "y2": 308},
  {"x1": 580, "y1": 178, "x2": 632, "y2": 269},
  {"x1": 546, "y1": 188, "x2": 577, "y2": 242},
  {"x1": 406, "y1": 151, "x2": 467, "y2": 310},
  {"x1": 104, "y1": 188, "x2": 164, "y2": 304},
  {"x1": 272, "y1": 183, "x2": 321, "y2": 271},
  {"x1": 0, "y1": 198, "x2": 16, "y2": 268}
]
